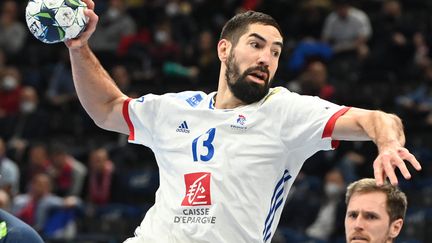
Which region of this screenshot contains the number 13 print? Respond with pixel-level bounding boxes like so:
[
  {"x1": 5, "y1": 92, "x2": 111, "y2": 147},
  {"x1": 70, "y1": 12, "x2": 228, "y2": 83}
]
[{"x1": 192, "y1": 128, "x2": 216, "y2": 162}]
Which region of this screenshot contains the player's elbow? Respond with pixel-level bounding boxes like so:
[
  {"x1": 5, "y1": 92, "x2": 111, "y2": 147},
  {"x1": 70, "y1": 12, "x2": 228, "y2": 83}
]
[
  {"x1": 93, "y1": 111, "x2": 129, "y2": 135},
  {"x1": 90, "y1": 97, "x2": 129, "y2": 133},
  {"x1": 87, "y1": 111, "x2": 112, "y2": 131},
  {"x1": 93, "y1": 116, "x2": 109, "y2": 130}
]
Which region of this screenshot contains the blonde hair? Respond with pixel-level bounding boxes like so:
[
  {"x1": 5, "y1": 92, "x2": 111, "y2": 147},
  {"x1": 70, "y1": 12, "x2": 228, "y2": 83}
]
[{"x1": 346, "y1": 178, "x2": 407, "y2": 222}]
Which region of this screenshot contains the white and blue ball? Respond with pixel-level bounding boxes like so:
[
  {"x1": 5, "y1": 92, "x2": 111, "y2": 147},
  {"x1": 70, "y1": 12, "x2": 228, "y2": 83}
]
[{"x1": 25, "y1": 0, "x2": 88, "y2": 44}]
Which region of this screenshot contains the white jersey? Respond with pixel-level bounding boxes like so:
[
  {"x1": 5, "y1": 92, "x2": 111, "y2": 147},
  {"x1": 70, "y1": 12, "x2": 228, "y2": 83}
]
[{"x1": 122, "y1": 87, "x2": 349, "y2": 243}]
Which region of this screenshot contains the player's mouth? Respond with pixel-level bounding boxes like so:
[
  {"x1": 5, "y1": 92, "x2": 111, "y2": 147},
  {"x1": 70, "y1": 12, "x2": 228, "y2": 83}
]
[
  {"x1": 349, "y1": 235, "x2": 369, "y2": 242},
  {"x1": 247, "y1": 70, "x2": 268, "y2": 84}
]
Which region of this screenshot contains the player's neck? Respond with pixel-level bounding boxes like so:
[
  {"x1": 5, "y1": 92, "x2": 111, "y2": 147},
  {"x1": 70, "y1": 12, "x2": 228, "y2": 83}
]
[
  {"x1": 214, "y1": 82, "x2": 245, "y2": 109},
  {"x1": 214, "y1": 92, "x2": 245, "y2": 109}
]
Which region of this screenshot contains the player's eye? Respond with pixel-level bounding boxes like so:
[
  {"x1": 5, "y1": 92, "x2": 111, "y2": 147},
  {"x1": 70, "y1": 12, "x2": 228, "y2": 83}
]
[
  {"x1": 365, "y1": 214, "x2": 378, "y2": 220},
  {"x1": 250, "y1": 41, "x2": 260, "y2": 49},
  {"x1": 347, "y1": 212, "x2": 358, "y2": 219},
  {"x1": 272, "y1": 50, "x2": 280, "y2": 57}
]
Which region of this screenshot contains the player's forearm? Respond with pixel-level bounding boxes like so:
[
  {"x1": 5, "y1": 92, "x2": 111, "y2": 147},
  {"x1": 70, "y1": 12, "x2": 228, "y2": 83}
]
[
  {"x1": 69, "y1": 45, "x2": 127, "y2": 127},
  {"x1": 358, "y1": 111, "x2": 406, "y2": 150}
]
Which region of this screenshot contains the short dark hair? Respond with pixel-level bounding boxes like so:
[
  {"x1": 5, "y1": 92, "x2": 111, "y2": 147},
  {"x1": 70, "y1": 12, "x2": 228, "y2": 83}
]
[
  {"x1": 346, "y1": 178, "x2": 408, "y2": 222},
  {"x1": 219, "y1": 11, "x2": 283, "y2": 46}
]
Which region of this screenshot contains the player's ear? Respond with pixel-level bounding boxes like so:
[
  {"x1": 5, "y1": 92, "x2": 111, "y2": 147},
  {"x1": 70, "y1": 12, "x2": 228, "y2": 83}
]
[
  {"x1": 389, "y1": 218, "x2": 403, "y2": 238},
  {"x1": 217, "y1": 39, "x2": 231, "y2": 62}
]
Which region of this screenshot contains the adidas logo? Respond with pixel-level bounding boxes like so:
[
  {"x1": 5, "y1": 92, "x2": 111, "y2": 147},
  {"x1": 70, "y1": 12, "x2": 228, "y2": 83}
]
[{"x1": 176, "y1": 121, "x2": 190, "y2": 133}]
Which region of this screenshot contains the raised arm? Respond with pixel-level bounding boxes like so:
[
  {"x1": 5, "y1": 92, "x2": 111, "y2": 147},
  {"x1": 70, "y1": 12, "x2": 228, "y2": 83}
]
[
  {"x1": 64, "y1": 0, "x2": 129, "y2": 135},
  {"x1": 332, "y1": 108, "x2": 422, "y2": 185}
]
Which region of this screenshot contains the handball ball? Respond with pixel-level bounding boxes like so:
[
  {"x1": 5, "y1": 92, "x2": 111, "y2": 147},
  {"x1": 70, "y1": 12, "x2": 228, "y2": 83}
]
[{"x1": 25, "y1": 0, "x2": 88, "y2": 44}]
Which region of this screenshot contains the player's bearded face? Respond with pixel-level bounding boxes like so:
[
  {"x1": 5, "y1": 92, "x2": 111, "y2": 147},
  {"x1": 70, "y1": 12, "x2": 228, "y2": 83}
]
[{"x1": 225, "y1": 50, "x2": 271, "y2": 104}]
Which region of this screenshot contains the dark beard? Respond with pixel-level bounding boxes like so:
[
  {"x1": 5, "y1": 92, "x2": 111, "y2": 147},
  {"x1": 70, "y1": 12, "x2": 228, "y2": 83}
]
[{"x1": 225, "y1": 51, "x2": 270, "y2": 104}]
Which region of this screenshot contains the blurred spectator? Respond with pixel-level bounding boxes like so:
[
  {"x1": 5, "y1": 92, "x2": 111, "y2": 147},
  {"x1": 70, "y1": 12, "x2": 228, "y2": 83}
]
[
  {"x1": 0, "y1": 137, "x2": 19, "y2": 197},
  {"x1": 395, "y1": 63, "x2": 432, "y2": 126},
  {"x1": 305, "y1": 168, "x2": 346, "y2": 241},
  {"x1": 21, "y1": 143, "x2": 52, "y2": 192},
  {"x1": 192, "y1": 30, "x2": 219, "y2": 91},
  {"x1": 111, "y1": 64, "x2": 139, "y2": 98},
  {"x1": 413, "y1": 32, "x2": 430, "y2": 70},
  {"x1": 0, "y1": 66, "x2": 23, "y2": 118},
  {"x1": 164, "y1": 0, "x2": 196, "y2": 46},
  {"x1": 3, "y1": 86, "x2": 50, "y2": 161},
  {"x1": 0, "y1": 48, "x2": 6, "y2": 71},
  {"x1": 367, "y1": 0, "x2": 419, "y2": 81},
  {"x1": 322, "y1": 0, "x2": 372, "y2": 83},
  {"x1": 279, "y1": 173, "x2": 322, "y2": 231},
  {"x1": 86, "y1": 148, "x2": 115, "y2": 205},
  {"x1": 89, "y1": 0, "x2": 137, "y2": 57},
  {"x1": 45, "y1": 49, "x2": 82, "y2": 136},
  {"x1": 0, "y1": 188, "x2": 10, "y2": 211},
  {"x1": 12, "y1": 173, "x2": 81, "y2": 235},
  {"x1": 151, "y1": 20, "x2": 181, "y2": 70},
  {"x1": 289, "y1": 0, "x2": 331, "y2": 40},
  {"x1": 287, "y1": 38, "x2": 333, "y2": 74},
  {"x1": 287, "y1": 60, "x2": 335, "y2": 100},
  {"x1": 49, "y1": 144, "x2": 87, "y2": 197},
  {"x1": 46, "y1": 50, "x2": 77, "y2": 108},
  {"x1": 322, "y1": 0, "x2": 371, "y2": 58},
  {"x1": 0, "y1": 0, "x2": 27, "y2": 59}
]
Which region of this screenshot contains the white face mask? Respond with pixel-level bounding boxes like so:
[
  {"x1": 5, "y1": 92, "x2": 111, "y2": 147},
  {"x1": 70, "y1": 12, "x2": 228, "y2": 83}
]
[
  {"x1": 20, "y1": 101, "x2": 36, "y2": 113},
  {"x1": 165, "y1": 2, "x2": 179, "y2": 17},
  {"x1": 324, "y1": 182, "x2": 344, "y2": 198},
  {"x1": 107, "y1": 8, "x2": 120, "y2": 20},
  {"x1": 2, "y1": 76, "x2": 18, "y2": 91},
  {"x1": 155, "y1": 30, "x2": 168, "y2": 44}
]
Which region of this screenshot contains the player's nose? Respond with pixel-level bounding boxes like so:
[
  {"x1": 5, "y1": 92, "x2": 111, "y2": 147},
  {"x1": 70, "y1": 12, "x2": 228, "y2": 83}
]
[
  {"x1": 353, "y1": 216, "x2": 366, "y2": 230},
  {"x1": 257, "y1": 50, "x2": 271, "y2": 67}
]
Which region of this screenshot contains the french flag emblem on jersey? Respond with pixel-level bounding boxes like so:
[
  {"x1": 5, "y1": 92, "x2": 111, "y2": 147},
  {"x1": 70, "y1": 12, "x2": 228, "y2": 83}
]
[{"x1": 182, "y1": 172, "x2": 211, "y2": 206}]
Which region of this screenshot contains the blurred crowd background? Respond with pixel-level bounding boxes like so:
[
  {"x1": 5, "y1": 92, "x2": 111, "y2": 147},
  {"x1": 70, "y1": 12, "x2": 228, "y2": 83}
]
[{"x1": 1, "y1": 0, "x2": 432, "y2": 242}]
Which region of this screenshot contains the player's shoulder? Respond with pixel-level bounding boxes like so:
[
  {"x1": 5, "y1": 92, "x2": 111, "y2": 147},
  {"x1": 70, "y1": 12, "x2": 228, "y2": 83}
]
[
  {"x1": 261, "y1": 86, "x2": 295, "y2": 104},
  {"x1": 326, "y1": 11, "x2": 339, "y2": 22},
  {"x1": 164, "y1": 90, "x2": 210, "y2": 108},
  {"x1": 129, "y1": 91, "x2": 210, "y2": 108},
  {"x1": 350, "y1": 7, "x2": 368, "y2": 18}
]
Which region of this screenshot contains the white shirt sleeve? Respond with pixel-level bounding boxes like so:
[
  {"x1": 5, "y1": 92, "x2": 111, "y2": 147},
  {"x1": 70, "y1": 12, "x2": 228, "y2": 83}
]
[
  {"x1": 353, "y1": 8, "x2": 372, "y2": 39},
  {"x1": 322, "y1": 13, "x2": 336, "y2": 41},
  {"x1": 122, "y1": 94, "x2": 162, "y2": 147},
  {"x1": 278, "y1": 91, "x2": 349, "y2": 151}
]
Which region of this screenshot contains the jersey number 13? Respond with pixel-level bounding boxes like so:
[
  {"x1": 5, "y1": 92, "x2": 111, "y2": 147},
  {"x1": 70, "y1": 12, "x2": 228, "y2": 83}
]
[{"x1": 192, "y1": 128, "x2": 216, "y2": 162}]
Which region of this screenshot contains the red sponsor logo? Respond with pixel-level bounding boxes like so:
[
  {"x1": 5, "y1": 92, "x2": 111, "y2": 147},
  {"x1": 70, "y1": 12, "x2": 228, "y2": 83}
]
[{"x1": 181, "y1": 172, "x2": 211, "y2": 206}]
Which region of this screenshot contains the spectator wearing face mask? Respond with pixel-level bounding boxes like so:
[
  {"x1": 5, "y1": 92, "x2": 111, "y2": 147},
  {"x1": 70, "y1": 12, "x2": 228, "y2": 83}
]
[
  {"x1": 0, "y1": 66, "x2": 22, "y2": 118},
  {"x1": 88, "y1": 0, "x2": 136, "y2": 62},
  {"x1": 0, "y1": 86, "x2": 50, "y2": 163},
  {"x1": 305, "y1": 168, "x2": 347, "y2": 241}
]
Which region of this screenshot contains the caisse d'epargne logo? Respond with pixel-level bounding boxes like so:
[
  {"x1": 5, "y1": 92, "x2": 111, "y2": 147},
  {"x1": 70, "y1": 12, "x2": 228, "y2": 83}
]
[
  {"x1": 176, "y1": 172, "x2": 216, "y2": 224},
  {"x1": 181, "y1": 172, "x2": 211, "y2": 206}
]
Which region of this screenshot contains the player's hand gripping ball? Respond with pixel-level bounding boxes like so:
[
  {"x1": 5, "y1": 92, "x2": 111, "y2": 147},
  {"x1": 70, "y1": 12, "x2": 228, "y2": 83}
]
[{"x1": 25, "y1": 0, "x2": 88, "y2": 44}]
